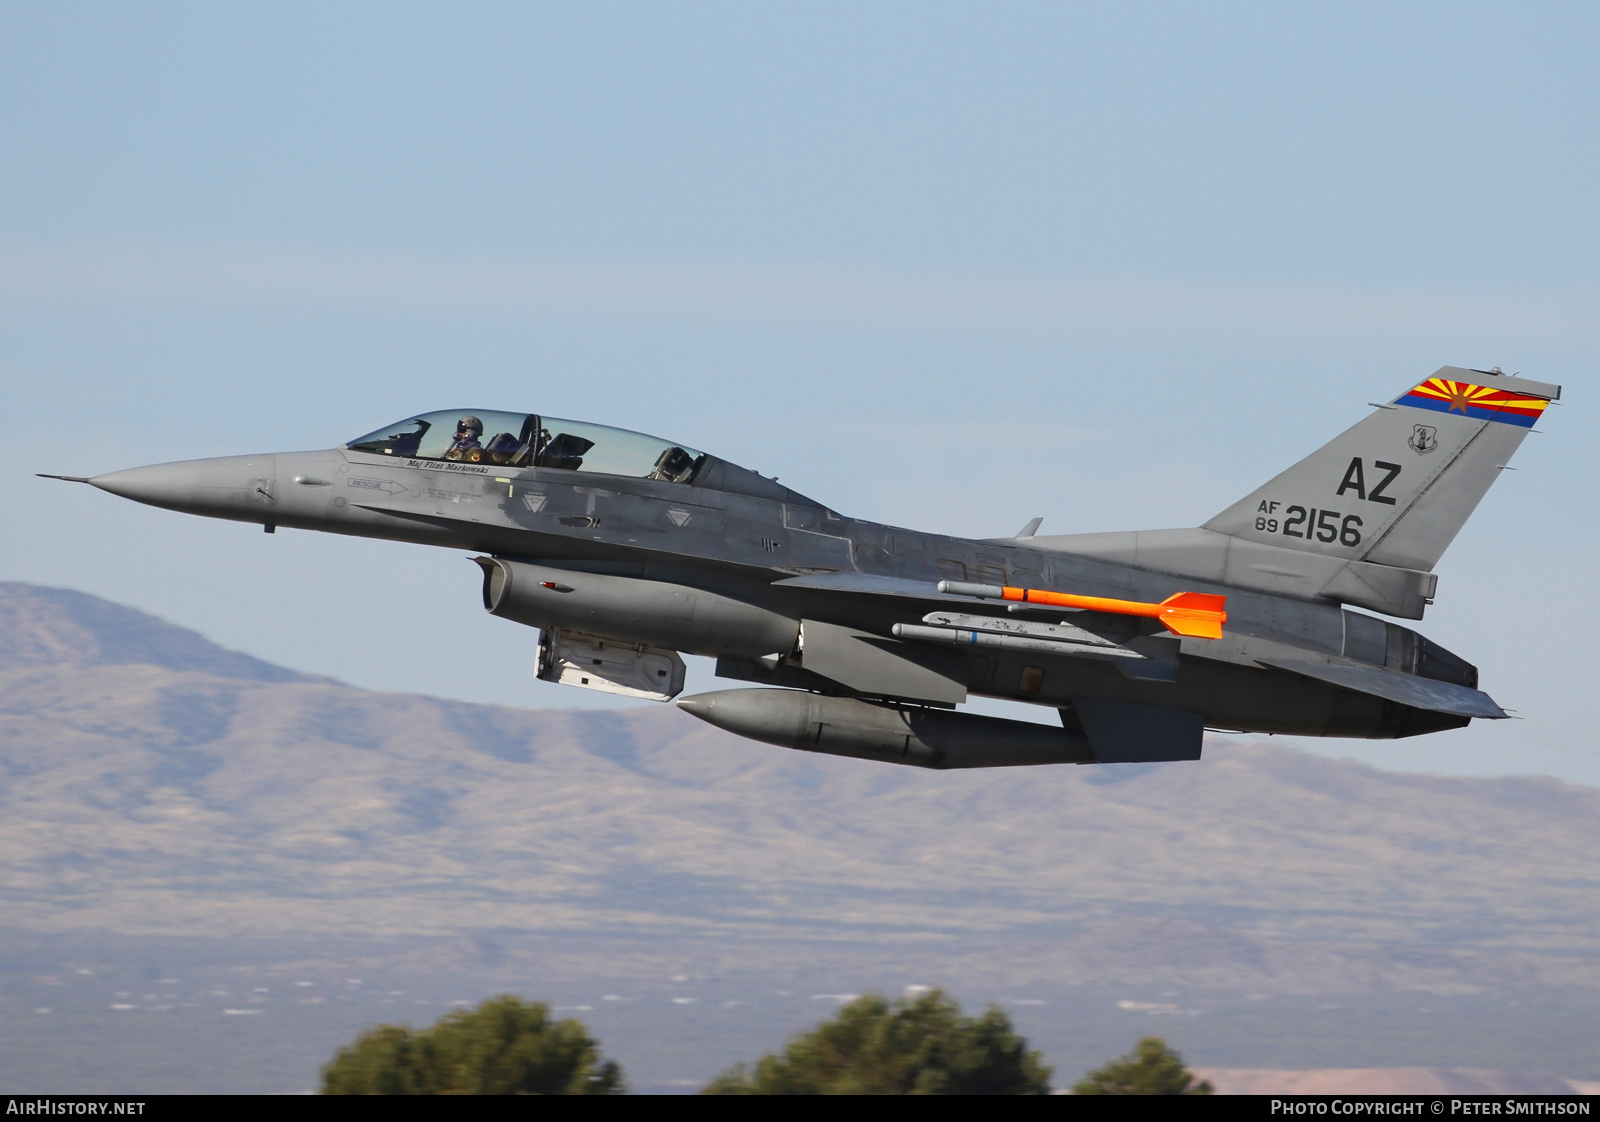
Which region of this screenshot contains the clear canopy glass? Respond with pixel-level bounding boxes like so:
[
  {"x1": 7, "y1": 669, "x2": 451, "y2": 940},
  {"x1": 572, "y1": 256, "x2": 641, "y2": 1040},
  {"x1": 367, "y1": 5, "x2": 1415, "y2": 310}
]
[
  {"x1": 346, "y1": 411, "x2": 705, "y2": 483},
  {"x1": 347, "y1": 411, "x2": 536, "y2": 464}
]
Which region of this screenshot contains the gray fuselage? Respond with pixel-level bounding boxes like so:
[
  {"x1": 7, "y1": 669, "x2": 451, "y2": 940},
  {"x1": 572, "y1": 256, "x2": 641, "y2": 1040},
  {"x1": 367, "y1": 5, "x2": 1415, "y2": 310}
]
[{"x1": 86, "y1": 440, "x2": 1475, "y2": 742}]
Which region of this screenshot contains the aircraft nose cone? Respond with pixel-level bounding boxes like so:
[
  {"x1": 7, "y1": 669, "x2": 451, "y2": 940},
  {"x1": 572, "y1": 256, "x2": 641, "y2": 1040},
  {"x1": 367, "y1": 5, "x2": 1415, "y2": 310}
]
[
  {"x1": 86, "y1": 455, "x2": 278, "y2": 519},
  {"x1": 90, "y1": 462, "x2": 202, "y2": 505}
]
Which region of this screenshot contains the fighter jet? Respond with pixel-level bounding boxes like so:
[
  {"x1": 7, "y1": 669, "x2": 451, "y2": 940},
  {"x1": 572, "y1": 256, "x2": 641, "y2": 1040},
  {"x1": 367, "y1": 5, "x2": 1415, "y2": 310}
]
[{"x1": 43, "y1": 367, "x2": 1558, "y2": 769}]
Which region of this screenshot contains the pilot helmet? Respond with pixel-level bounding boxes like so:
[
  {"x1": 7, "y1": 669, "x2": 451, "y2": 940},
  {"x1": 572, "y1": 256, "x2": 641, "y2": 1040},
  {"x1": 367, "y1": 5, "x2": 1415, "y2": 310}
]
[{"x1": 456, "y1": 416, "x2": 484, "y2": 437}]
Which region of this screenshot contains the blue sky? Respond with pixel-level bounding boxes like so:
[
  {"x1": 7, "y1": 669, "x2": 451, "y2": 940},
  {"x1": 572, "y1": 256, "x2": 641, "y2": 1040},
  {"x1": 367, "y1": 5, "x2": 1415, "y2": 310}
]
[{"x1": 3, "y1": 2, "x2": 1595, "y2": 782}]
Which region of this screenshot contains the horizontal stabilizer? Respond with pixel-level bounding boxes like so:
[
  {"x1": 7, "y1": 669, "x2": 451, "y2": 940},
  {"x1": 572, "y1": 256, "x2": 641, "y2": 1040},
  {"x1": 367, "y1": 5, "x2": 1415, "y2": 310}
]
[{"x1": 1262, "y1": 659, "x2": 1506, "y2": 719}]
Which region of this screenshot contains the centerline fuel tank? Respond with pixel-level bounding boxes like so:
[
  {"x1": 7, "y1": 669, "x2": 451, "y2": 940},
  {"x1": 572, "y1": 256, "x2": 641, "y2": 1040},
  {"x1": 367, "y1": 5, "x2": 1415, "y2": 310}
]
[{"x1": 676, "y1": 688, "x2": 1095, "y2": 769}]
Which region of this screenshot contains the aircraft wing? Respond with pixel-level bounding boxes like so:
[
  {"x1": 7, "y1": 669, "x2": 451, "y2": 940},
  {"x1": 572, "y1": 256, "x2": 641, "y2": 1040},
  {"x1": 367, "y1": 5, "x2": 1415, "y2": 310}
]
[{"x1": 770, "y1": 572, "x2": 965, "y2": 601}]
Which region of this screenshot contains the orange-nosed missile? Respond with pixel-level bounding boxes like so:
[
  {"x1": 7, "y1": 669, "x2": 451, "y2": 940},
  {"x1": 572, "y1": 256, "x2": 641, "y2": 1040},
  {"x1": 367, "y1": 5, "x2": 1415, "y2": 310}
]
[{"x1": 936, "y1": 581, "x2": 1227, "y2": 640}]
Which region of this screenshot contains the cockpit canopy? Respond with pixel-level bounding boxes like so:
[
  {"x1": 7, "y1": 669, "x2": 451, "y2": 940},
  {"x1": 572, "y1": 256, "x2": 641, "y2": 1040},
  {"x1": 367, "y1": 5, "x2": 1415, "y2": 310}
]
[{"x1": 345, "y1": 411, "x2": 706, "y2": 484}]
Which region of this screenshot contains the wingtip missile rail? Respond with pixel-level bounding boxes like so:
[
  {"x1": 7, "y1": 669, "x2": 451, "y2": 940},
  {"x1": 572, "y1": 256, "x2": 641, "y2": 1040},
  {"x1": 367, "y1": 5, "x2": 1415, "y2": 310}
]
[{"x1": 936, "y1": 580, "x2": 1228, "y2": 640}]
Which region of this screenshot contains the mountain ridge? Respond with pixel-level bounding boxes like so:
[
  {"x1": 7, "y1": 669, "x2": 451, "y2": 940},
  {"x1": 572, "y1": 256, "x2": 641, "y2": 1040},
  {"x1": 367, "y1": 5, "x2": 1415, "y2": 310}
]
[
  {"x1": 1, "y1": 580, "x2": 1597, "y2": 1001},
  {"x1": 3, "y1": 580, "x2": 1599, "y2": 1090},
  {"x1": 0, "y1": 580, "x2": 320, "y2": 683}
]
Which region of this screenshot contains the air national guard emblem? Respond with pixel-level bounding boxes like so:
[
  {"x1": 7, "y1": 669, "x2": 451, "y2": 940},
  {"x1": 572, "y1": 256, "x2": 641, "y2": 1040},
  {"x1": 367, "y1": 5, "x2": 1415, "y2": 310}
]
[{"x1": 1409, "y1": 424, "x2": 1439, "y2": 454}]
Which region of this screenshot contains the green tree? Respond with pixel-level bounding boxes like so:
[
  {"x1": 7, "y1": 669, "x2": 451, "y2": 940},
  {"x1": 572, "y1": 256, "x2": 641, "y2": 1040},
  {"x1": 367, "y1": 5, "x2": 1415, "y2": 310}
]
[
  {"x1": 702, "y1": 989, "x2": 1051, "y2": 1095},
  {"x1": 1072, "y1": 1036, "x2": 1212, "y2": 1095},
  {"x1": 321, "y1": 994, "x2": 624, "y2": 1095}
]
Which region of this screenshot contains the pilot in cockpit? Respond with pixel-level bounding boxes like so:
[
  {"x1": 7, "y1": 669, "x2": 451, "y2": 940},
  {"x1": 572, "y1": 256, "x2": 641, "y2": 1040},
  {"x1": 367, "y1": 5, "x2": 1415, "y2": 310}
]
[{"x1": 443, "y1": 416, "x2": 485, "y2": 461}]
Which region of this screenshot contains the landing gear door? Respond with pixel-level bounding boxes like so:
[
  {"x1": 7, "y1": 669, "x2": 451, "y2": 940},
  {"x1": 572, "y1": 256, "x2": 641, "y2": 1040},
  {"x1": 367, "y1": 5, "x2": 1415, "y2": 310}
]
[{"x1": 536, "y1": 628, "x2": 686, "y2": 702}]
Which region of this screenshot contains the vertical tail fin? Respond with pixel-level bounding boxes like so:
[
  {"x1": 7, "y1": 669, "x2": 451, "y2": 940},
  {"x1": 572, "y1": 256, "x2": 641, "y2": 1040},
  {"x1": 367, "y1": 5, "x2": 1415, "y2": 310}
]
[{"x1": 1204, "y1": 367, "x2": 1560, "y2": 572}]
